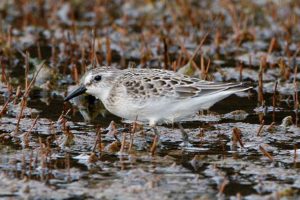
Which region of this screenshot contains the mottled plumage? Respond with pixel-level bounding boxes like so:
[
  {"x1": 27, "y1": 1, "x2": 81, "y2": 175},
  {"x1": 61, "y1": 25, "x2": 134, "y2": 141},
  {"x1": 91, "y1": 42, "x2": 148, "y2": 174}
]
[{"x1": 65, "y1": 66, "x2": 251, "y2": 127}]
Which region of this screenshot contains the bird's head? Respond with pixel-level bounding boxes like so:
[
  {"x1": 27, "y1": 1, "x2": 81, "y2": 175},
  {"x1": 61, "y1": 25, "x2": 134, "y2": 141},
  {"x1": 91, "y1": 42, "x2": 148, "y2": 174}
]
[{"x1": 64, "y1": 66, "x2": 119, "y2": 102}]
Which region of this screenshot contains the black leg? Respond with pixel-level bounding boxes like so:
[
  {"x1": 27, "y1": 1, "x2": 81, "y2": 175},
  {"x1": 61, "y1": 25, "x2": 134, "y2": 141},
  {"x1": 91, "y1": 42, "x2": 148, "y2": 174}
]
[
  {"x1": 177, "y1": 122, "x2": 192, "y2": 147},
  {"x1": 152, "y1": 126, "x2": 162, "y2": 145},
  {"x1": 152, "y1": 126, "x2": 160, "y2": 138}
]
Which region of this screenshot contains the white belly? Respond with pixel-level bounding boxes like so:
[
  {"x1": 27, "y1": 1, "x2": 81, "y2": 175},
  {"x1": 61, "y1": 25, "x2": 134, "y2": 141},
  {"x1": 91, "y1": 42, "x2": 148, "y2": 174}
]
[
  {"x1": 103, "y1": 97, "x2": 198, "y2": 126},
  {"x1": 102, "y1": 90, "x2": 239, "y2": 126}
]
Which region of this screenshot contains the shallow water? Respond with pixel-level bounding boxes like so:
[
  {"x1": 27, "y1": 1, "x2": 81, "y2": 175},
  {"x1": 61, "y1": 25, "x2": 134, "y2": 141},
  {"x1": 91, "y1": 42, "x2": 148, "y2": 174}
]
[
  {"x1": 0, "y1": 0, "x2": 300, "y2": 199},
  {"x1": 1, "y1": 87, "x2": 299, "y2": 199}
]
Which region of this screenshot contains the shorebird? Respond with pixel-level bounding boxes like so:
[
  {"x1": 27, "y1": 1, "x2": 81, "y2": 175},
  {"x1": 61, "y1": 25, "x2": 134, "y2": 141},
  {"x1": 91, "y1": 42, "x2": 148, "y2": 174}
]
[{"x1": 65, "y1": 66, "x2": 251, "y2": 145}]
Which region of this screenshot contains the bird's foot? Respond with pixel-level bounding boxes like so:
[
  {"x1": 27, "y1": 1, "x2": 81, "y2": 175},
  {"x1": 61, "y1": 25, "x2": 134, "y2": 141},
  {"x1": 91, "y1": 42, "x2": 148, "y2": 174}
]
[{"x1": 179, "y1": 140, "x2": 193, "y2": 147}]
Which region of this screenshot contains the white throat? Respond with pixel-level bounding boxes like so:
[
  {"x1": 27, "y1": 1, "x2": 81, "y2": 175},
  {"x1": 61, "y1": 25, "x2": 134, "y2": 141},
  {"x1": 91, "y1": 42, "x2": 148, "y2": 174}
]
[{"x1": 86, "y1": 85, "x2": 111, "y2": 102}]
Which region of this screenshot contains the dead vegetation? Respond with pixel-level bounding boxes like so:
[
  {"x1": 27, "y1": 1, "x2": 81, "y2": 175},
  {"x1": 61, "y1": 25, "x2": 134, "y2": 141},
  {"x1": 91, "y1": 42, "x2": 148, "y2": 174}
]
[{"x1": 0, "y1": 0, "x2": 299, "y2": 199}]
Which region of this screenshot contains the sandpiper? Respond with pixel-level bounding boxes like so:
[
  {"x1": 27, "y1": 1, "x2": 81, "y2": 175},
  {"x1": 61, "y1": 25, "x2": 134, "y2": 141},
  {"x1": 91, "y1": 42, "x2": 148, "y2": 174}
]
[{"x1": 65, "y1": 66, "x2": 251, "y2": 145}]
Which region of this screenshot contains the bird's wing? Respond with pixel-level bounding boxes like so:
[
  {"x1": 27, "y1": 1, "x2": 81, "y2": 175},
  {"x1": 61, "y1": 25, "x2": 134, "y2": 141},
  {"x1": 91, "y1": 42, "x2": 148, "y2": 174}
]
[
  {"x1": 174, "y1": 82, "x2": 246, "y2": 99},
  {"x1": 119, "y1": 69, "x2": 247, "y2": 100}
]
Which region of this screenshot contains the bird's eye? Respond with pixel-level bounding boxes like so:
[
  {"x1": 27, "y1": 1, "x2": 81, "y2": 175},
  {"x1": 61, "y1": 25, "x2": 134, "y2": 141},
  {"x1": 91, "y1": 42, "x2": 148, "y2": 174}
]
[{"x1": 94, "y1": 75, "x2": 102, "y2": 81}]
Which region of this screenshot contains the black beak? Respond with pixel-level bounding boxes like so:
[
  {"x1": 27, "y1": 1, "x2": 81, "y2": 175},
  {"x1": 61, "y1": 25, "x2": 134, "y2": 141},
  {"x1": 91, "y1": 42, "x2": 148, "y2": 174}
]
[{"x1": 64, "y1": 85, "x2": 87, "y2": 101}]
